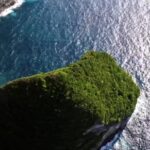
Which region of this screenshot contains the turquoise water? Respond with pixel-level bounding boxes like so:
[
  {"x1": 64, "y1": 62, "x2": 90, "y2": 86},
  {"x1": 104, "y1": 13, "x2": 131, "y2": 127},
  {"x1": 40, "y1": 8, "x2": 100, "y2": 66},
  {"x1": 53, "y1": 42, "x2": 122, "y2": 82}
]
[
  {"x1": 0, "y1": 0, "x2": 98, "y2": 84},
  {"x1": 0, "y1": 0, "x2": 129, "y2": 86}
]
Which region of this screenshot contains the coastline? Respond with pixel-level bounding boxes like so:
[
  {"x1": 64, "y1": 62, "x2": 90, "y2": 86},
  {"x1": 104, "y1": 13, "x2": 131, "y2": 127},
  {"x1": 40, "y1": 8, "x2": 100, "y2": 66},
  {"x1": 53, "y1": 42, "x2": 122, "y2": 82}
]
[{"x1": 0, "y1": 0, "x2": 24, "y2": 17}]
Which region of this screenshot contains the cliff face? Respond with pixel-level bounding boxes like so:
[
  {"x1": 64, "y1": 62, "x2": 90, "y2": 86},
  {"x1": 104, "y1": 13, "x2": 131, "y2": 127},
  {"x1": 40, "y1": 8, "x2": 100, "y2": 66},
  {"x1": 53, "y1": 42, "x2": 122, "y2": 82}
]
[
  {"x1": 0, "y1": 51, "x2": 140, "y2": 150},
  {"x1": 0, "y1": 0, "x2": 15, "y2": 13}
]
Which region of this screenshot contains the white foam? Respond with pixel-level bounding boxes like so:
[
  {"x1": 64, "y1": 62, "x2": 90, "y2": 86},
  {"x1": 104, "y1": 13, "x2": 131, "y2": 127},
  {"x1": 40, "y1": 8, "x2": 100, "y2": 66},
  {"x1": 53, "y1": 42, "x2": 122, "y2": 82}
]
[{"x1": 0, "y1": 0, "x2": 25, "y2": 17}]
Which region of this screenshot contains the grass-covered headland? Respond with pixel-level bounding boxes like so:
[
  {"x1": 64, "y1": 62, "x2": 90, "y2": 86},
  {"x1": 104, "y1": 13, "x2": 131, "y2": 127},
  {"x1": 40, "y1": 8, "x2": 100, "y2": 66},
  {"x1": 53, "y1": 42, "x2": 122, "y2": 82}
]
[{"x1": 0, "y1": 51, "x2": 140, "y2": 150}]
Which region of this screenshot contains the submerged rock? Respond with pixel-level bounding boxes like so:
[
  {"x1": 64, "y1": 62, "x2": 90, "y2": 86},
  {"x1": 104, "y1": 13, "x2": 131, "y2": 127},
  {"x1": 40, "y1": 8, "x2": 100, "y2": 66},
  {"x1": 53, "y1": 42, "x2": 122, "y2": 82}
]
[{"x1": 0, "y1": 51, "x2": 140, "y2": 150}]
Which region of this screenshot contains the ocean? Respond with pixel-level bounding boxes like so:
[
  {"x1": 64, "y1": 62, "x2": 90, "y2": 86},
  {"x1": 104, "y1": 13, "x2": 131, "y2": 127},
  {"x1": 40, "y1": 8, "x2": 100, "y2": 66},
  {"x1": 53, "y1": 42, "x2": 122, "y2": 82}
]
[{"x1": 0, "y1": 0, "x2": 150, "y2": 149}]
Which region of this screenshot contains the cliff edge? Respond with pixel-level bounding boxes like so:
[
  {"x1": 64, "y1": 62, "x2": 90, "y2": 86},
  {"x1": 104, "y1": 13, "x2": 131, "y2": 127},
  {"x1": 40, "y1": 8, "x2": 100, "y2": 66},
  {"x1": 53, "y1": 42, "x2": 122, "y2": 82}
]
[{"x1": 0, "y1": 51, "x2": 140, "y2": 149}]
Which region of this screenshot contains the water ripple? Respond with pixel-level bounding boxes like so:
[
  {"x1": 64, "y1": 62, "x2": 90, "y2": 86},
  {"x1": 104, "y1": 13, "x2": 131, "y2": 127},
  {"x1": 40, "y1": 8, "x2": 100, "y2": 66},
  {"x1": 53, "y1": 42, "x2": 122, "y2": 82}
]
[{"x1": 0, "y1": 0, "x2": 150, "y2": 149}]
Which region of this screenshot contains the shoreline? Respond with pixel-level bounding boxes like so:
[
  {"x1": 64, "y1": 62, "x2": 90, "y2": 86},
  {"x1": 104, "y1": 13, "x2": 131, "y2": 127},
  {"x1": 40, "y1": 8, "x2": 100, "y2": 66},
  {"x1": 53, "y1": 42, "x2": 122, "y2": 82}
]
[{"x1": 0, "y1": 0, "x2": 24, "y2": 17}]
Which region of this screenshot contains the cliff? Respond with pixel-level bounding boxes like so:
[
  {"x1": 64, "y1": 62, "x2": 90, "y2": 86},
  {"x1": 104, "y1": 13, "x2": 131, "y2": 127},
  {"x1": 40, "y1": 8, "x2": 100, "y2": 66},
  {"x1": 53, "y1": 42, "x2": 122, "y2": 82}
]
[{"x1": 0, "y1": 51, "x2": 140, "y2": 149}]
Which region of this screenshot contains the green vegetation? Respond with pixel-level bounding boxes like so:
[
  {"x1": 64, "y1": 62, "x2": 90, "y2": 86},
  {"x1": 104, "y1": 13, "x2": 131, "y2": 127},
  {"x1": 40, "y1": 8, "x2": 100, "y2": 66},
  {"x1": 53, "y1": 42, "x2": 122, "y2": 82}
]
[{"x1": 0, "y1": 51, "x2": 140, "y2": 150}]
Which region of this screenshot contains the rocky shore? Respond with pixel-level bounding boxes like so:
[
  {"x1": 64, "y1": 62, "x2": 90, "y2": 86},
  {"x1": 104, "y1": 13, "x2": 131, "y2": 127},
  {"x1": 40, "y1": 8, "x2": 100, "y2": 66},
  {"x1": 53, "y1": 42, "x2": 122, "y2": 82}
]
[{"x1": 0, "y1": 0, "x2": 16, "y2": 13}]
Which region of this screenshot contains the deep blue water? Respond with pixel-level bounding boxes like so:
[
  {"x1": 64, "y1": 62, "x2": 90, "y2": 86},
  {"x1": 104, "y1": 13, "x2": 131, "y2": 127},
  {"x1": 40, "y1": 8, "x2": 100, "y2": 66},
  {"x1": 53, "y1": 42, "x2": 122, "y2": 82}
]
[
  {"x1": 0, "y1": 0, "x2": 135, "y2": 86},
  {"x1": 1, "y1": 0, "x2": 150, "y2": 149},
  {"x1": 0, "y1": 0, "x2": 104, "y2": 84},
  {"x1": 1, "y1": 0, "x2": 129, "y2": 86}
]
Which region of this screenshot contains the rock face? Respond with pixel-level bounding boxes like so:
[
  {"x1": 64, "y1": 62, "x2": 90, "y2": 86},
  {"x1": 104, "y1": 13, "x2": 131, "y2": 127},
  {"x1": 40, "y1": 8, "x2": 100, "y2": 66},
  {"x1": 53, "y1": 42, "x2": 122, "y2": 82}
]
[
  {"x1": 0, "y1": 0, "x2": 15, "y2": 13},
  {"x1": 0, "y1": 51, "x2": 140, "y2": 150}
]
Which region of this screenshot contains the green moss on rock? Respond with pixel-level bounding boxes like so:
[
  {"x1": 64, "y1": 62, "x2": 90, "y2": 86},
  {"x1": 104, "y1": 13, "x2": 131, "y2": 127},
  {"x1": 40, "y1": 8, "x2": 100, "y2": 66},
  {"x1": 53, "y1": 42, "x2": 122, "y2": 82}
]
[{"x1": 0, "y1": 51, "x2": 140, "y2": 150}]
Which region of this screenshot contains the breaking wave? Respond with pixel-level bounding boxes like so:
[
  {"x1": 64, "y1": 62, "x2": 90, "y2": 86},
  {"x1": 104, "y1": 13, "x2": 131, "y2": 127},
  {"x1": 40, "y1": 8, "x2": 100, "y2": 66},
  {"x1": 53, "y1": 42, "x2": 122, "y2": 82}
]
[{"x1": 0, "y1": 0, "x2": 25, "y2": 17}]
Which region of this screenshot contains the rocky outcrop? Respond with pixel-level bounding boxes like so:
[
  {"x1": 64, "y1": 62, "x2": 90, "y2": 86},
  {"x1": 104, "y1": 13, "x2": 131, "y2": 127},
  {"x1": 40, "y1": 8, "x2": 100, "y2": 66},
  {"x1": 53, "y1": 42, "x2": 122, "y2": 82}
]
[
  {"x1": 0, "y1": 51, "x2": 140, "y2": 150},
  {"x1": 0, "y1": 0, "x2": 15, "y2": 13}
]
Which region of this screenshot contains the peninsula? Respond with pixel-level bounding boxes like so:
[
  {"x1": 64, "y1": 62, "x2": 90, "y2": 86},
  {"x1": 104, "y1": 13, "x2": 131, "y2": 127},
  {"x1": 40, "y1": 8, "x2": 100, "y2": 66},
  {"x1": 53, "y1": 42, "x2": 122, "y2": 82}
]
[{"x1": 0, "y1": 51, "x2": 140, "y2": 149}]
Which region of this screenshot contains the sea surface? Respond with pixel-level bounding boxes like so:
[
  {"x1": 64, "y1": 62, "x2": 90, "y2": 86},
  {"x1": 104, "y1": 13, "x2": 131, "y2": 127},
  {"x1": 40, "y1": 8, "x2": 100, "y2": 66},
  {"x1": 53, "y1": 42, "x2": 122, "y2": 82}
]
[{"x1": 0, "y1": 0, "x2": 150, "y2": 149}]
